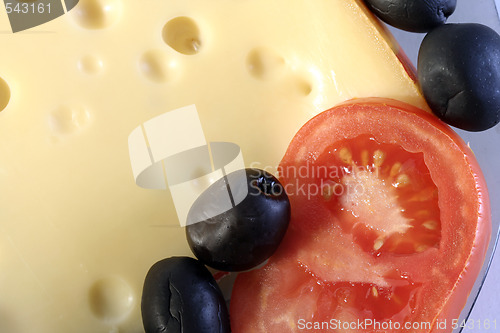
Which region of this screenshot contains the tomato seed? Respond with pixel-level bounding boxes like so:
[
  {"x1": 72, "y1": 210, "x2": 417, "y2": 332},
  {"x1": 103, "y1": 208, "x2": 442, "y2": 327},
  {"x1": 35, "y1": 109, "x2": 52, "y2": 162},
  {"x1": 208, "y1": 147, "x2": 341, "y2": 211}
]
[
  {"x1": 339, "y1": 147, "x2": 353, "y2": 164},
  {"x1": 416, "y1": 210, "x2": 430, "y2": 218},
  {"x1": 373, "y1": 149, "x2": 385, "y2": 167},
  {"x1": 416, "y1": 244, "x2": 429, "y2": 253},
  {"x1": 373, "y1": 238, "x2": 384, "y2": 250},
  {"x1": 422, "y1": 220, "x2": 438, "y2": 230},
  {"x1": 391, "y1": 293, "x2": 402, "y2": 305},
  {"x1": 390, "y1": 162, "x2": 402, "y2": 178},
  {"x1": 322, "y1": 186, "x2": 333, "y2": 201},
  {"x1": 394, "y1": 174, "x2": 410, "y2": 188},
  {"x1": 361, "y1": 150, "x2": 369, "y2": 166}
]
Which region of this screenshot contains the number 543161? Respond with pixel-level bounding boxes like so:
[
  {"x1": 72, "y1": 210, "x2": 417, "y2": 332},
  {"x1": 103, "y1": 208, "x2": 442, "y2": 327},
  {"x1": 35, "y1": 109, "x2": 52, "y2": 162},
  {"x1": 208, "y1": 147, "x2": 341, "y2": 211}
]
[
  {"x1": 452, "y1": 318, "x2": 497, "y2": 330},
  {"x1": 5, "y1": 2, "x2": 51, "y2": 14}
]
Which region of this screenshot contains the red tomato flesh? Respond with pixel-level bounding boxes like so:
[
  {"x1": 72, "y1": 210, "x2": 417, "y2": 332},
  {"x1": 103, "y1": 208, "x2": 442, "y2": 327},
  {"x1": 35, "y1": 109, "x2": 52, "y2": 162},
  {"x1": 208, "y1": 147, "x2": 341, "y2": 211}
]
[{"x1": 230, "y1": 99, "x2": 491, "y2": 333}]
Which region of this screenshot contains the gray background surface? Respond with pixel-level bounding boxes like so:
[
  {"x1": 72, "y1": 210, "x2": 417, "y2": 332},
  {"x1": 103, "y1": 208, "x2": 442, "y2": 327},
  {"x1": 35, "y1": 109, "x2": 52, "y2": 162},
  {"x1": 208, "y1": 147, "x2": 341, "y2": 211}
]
[{"x1": 388, "y1": 0, "x2": 500, "y2": 330}]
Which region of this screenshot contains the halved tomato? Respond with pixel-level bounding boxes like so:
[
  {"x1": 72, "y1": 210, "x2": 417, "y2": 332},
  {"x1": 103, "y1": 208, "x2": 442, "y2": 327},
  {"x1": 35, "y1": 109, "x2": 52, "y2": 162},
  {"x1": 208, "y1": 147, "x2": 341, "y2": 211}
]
[{"x1": 230, "y1": 99, "x2": 491, "y2": 333}]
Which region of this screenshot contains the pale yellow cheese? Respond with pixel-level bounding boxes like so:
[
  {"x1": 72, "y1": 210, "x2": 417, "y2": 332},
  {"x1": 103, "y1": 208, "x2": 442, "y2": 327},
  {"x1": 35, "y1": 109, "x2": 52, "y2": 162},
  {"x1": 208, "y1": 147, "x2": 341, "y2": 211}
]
[{"x1": 0, "y1": 0, "x2": 426, "y2": 332}]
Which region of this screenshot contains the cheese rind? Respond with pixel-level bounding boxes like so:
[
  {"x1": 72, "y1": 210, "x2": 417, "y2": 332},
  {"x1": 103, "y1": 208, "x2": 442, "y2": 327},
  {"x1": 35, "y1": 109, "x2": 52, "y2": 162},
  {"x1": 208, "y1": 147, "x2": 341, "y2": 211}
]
[{"x1": 0, "y1": 0, "x2": 426, "y2": 332}]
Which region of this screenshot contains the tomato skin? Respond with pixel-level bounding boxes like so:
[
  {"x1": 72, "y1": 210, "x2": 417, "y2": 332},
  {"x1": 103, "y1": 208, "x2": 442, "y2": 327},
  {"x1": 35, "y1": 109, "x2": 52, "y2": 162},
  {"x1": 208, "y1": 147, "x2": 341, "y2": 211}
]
[{"x1": 230, "y1": 98, "x2": 491, "y2": 333}]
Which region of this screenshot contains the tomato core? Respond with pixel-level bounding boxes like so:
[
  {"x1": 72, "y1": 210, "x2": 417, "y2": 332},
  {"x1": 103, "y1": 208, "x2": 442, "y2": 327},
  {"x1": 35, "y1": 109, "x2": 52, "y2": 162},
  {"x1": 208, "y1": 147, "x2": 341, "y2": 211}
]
[{"x1": 315, "y1": 135, "x2": 441, "y2": 255}]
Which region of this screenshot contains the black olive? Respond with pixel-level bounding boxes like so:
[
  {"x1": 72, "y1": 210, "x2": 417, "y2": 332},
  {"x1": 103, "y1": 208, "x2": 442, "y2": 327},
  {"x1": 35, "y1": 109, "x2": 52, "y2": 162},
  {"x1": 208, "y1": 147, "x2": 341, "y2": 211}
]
[
  {"x1": 186, "y1": 168, "x2": 290, "y2": 272},
  {"x1": 141, "y1": 257, "x2": 230, "y2": 333},
  {"x1": 363, "y1": 0, "x2": 456, "y2": 32},
  {"x1": 418, "y1": 23, "x2": 500, "y2": 131}
]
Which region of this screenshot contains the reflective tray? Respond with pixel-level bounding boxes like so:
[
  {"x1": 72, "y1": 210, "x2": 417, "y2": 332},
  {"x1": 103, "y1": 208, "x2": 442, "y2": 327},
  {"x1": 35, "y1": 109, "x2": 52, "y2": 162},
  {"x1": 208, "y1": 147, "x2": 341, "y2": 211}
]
[{"x1": 387, "y1": 1, "x2": 500, "y2": 332}]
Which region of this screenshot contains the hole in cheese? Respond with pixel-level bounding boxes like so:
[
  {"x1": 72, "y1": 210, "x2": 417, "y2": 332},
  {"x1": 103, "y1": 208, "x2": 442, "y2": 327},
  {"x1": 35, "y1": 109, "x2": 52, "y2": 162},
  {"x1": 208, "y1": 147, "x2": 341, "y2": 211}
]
[
  {"x1": 78, "y1": 55, "x2": 104, "y2": 74},
  {"x1": 88, "y1": 277, "x2": 134, "y2": 323},
  {"x1": 246, "y1": 47, "x2": 286, "y2": 80},
  {"x1": 0, "y1": 76, "x2": 10, "y2": 112},
  {"x1": 162, "y1": 16, "x2": 202, "y2": 55},
  {"x1": 48, "y1": 105, "x2": 91, "y2": 135},
  {"x1": 71, "y1": 0, "x2": 121, "y2": 29},
  {"x1": 139, "y1": 50, "x2": 172, "y2": 83},
  {"x1": 289, "y1": 75, "x2": 313, "y2": 96}
]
